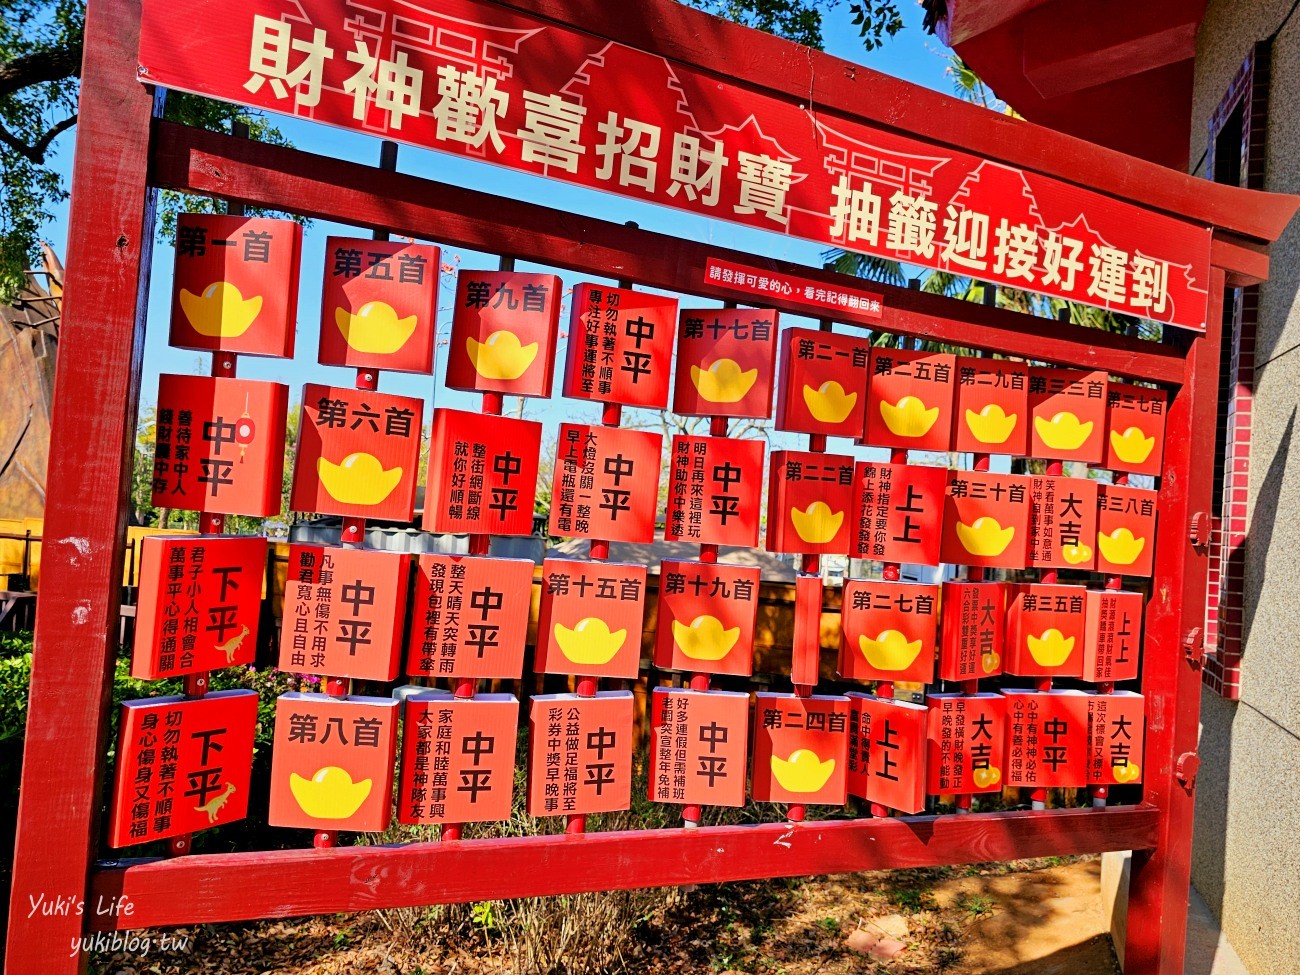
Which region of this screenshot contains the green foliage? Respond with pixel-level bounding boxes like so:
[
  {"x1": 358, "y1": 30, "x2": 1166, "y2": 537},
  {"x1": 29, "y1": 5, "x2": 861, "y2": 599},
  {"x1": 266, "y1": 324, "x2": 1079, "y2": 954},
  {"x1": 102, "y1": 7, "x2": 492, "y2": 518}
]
[
  {"x1": 890, "y1": 885, "x2": 938, "y2": 913},
  {"x1": 677, "y1": 0, "x2": 908, "y2": 53},
  {"x1": 0, "y1": 0, "x2": 303, "y2": 303},
  {"x1": 955, "y1": 893, "x2": 995, "y2": 917},
  {"x1": 0, "y1": 632, "x2": 34, "y2": 745},
  {"x1": 848, "y1": 0, "x2": 904, "y2": 52},
  {"x1": 0, "y1": 0, "x2": 82, "y2": 299},
  {"x1": 678, "y1": 0, "x2": 833, "y2": 49}
]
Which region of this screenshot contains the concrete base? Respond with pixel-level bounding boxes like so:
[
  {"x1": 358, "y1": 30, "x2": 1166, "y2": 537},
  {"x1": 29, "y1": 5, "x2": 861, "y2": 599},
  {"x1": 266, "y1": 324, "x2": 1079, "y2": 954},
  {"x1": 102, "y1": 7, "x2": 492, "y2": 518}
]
[{"x1": 1101, "y1": 851, "x2": 1251, "y2": 974}]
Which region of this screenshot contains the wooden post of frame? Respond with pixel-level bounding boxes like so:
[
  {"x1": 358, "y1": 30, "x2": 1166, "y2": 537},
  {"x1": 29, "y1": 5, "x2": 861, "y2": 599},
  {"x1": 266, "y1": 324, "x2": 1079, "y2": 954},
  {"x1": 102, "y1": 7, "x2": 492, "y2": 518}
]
[
  {"x1": 5, "y1": 1, "x2": 1298, "y2": 973},
  {"x1": 4, "y1": 0, "x2": 160, "y2": 968},
  {"x1": 1123, "y1": 268, "x2": 1227, "y2": 975}
]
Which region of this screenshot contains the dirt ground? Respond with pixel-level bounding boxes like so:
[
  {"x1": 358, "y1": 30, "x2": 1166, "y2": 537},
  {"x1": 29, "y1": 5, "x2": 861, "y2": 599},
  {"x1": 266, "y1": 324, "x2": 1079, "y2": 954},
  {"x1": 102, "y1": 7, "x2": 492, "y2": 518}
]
[{"x1": 89, "y1": 857, "x2": 1120, "y2": 975}]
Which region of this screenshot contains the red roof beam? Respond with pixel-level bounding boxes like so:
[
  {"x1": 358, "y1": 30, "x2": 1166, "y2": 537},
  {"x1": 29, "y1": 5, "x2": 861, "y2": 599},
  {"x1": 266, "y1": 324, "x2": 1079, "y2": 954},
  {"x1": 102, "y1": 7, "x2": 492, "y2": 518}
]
[{"x1": 1021, "y1": 0, "x2": 1205, "y2": 100}]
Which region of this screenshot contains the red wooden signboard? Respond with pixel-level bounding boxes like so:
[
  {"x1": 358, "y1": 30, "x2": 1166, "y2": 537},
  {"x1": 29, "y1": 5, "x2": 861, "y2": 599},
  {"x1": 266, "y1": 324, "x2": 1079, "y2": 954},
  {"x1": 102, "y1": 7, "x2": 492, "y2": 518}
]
[
  {"x1": 653, "y1": 560, "x2": 761, "y2": 677},
  {"x1": 1029, "y1": 368, "x2": 1109, "y2": 463},
  {"x1": 1083, "y1": 589, "x2": 1144, "y2": 684},
  {"x1": 153, "y1": 375, "x2": 288, "y2": 517},
  {"x1": 268, "y1": 693, "x2": 400, "y2": 832},
  {"x1": 925, "y1": 693, "x2": 1006, "y2": 795},
  {"x1": 292, "y1": 384, "x2": 423, "y2": 521},
  {"x1": 938, "y1": 581, "x2": 1006, "y2": 682},
  {"x1": 108, "y1": 691, "x2": 258, "y2": 848},
  {"x1": 424, "y1": 408, "x2": 542, "y2": 536},
  {"x1": 775, "y1": 328, "x2": 872, "y2": 439},
  {"x1": 1003, "y1": 690, "x2": 1090, "y2": 789},
  {"x1": 169, "y1": 213, "x2": 301, "y2": 357},
  {"x1": 664, "y1": 435, "x2": 763, "y2": 547},
  {"x1": 131, "y1": 535, "x2": 266, "y2": 679},
  {"x1": 849, "y1": 461, "x2": 948, "y2": 565},
  {"x1": 138, "y1": 0, "x2": 1213, "y2": 331},
  {"x1": 534, "y1": 558, "x2": 647, "y2": 679},
  {"x1": 940, "y1": 470, "x2": 1032, "y2": 569},
  {"x1": 563, "y1": 285, "x2": 678, "y2": 408},
  {"x1": 649, "y1": 689, "x2": 750, "y2": 808},
  {"x1": 751, "y1": 693, "x2": 850, "y2": 806},
  {"x1": 398, "y1": 694, "x2": 520, "y2": 825},
  {"x1": 407, "y1": 554, "x2": 535, "y2": 679},
  {"x1": 318, "y1": 237, "x2": 439, "y2": 373},
  {"x1": 1028, "y1": 475, "x2": 1099, "y2": 570},
  {"x1": 447, "y1": 270, "x2": 562, "y2": 397},
  {"x1": 704, "y1": 258, "x2": 883, "y2": 319},
  {"x1": 527, "y1": 693, "x2": 635, "y2": 817},
  {"x1": 279, "y1": 545, "x2": 409, "y2": 681},
  {"x1": 954, "y1": 357, "x2": 1030, "y2": 456},
  {"x1": 790, "y1": 574, "x2": 825, "y2": 687},
  {"x1": 1004, "y1": 583, "x2": 1089, "y2": 679},
  {"x1": 1086, "y1": 692, "x2": 1145, "y2": 786},
  {"x1": 846, "y1": 694, "x2": 927, "y2": 814},
  {"x1": 549, "y1": 423, "x2": 662, "y2": 543},
  {"x1": 766, "y1": 450, "x2": 855, "y2": 554},
  {"x1": 1097, "y1": 484, "x2": 1159, "y2": 577},
  {"x1": 864, "y1": 348, "x2": 957, "y2": 451},
  {"x1": 838, "y1": 580, "x2": 939, "y2": 684},
  {"x1": 673, "y1": 308, "x2": 779, "y2": 418},
  {"x1": 1105, "y1": 384, "x2": 1169, "y2": 476}
]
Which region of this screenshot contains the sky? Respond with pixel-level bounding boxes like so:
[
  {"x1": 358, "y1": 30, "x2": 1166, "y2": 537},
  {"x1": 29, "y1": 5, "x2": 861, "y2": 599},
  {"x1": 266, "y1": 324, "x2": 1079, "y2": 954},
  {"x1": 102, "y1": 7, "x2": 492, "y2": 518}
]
[{"x1": 32, "y1": 1, "x2": 970, "y2": 464}]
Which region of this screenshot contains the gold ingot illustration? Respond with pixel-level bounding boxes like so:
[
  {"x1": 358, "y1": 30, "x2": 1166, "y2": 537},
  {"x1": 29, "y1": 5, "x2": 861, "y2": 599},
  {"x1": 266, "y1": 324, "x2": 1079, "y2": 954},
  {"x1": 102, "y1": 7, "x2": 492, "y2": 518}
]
[
  {"x1": 690, "y1": 358, "x2": 758, "y2": 403},
  {"x1": 554, "y1": 617, "x2": 626, "y2": 666},
  {"x1": 1027, "y1": 628, "x2": 1075, "y2": 667},
  {"x1": 964, "y1": 403, "x2": 1018, "y2": 444},
  {"x1": 1110, "y1": 426, "x2": 1156, "y2": 464},
  {"x1": 289, "y1": 766, "x2": 372, "y2": 819},
  {"x1": 1098, "y1": 527, "x2": 1146, "y2": 566},
  {"x1": 879, "y1": 395, "x2": 940, "y2": 438},
  {"x1": 179, "y1": 281, "x2": 263, "y2": 337},
  {"x1": 770, "y1": 749, "x2": 836, "y2": 793},
  {"x1": 672, "y1": 615, "x2": 740, "y2": 661},
  {"x1": 317, "y1": 453, "x2": 403, "y2": 506},
  {"x1": 790, "y1": 501, "x2": 844, "y2": 545},
  {"x1": 465, "y1": 330, "x2": 539, "y2": 381},
  {"x1": 955, "y1": 516, "x2": 1015, "y2": 557},
  {"x1": 858, "y1": 629, "x2": 923, "y2": 671},
  {"x1": 802, "y1": 381, "x2": 857, "y2": 424},
  {"x1": 1034, "y1": 411, "x2": 1094, "y2": 451},
  {"x1": 335, "y1": 301, "x2": 418, "y2": 354}
]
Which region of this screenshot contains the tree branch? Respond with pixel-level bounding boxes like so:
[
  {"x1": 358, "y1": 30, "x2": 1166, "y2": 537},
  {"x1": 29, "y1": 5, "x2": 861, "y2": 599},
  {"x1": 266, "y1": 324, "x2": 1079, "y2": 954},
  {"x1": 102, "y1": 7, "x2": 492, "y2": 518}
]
[
  {"x1": 31, "y1": 113, "x2": 78, "y2": 159},
  {"x1": 0, "y1": 40, "x2": 84, "y2": 99},
  {"x1": 0, "y1": 114, "x2": 78, "y2": 164}
]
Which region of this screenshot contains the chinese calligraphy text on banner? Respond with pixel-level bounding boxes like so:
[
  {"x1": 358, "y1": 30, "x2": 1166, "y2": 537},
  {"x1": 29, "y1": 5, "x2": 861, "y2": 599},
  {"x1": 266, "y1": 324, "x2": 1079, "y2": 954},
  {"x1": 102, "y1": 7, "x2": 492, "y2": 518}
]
[{"x1": 139, "y1": 0, "x2": 1211, "y2": 331}]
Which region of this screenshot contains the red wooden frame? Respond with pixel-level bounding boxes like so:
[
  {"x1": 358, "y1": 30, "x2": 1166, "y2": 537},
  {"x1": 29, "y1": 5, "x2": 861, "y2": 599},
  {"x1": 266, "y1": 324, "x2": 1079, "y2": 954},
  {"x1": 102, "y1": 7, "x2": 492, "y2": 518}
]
[{"x1": 5, "y1": 1, "x2": 1295, "y2": 972}]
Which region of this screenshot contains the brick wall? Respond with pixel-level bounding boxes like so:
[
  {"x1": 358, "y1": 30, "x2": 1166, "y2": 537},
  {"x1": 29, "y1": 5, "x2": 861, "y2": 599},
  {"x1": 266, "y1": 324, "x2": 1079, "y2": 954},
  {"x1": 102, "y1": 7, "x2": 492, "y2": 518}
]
[{"x1": 1201, "y1": 43, "x2": 1268, "y2": 700}]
